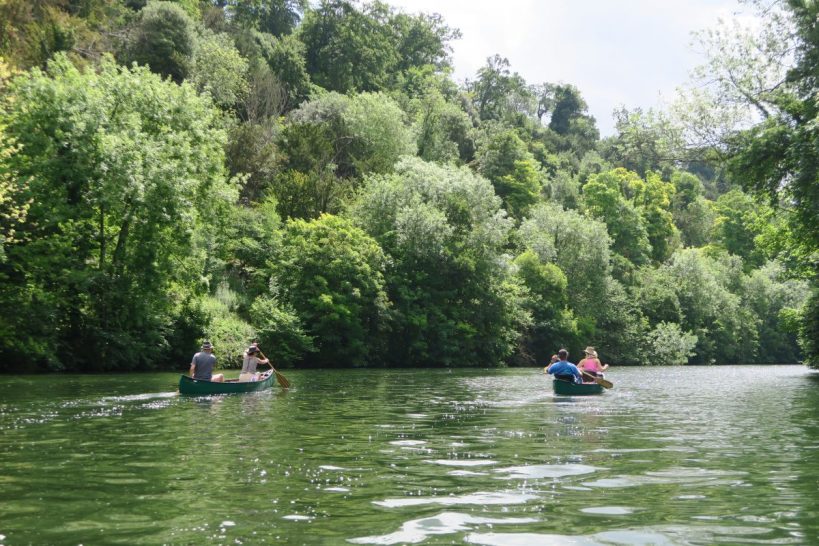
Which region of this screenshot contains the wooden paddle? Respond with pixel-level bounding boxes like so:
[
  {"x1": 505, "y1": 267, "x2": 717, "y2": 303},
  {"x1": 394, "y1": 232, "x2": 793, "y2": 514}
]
[
  {"x1": 581, "y1": 369, "x2": 613, "y2": 389},
  {"x1": 257, "y1": 350, "x2": 291, "y2": 389}
]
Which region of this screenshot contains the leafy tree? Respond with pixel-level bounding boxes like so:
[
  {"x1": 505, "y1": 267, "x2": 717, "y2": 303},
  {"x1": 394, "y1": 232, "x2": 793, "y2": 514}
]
[
  {"x1": 0, "y1": 55, "x2": 233, "y2": 370},
  {"x1": 350, "y1": 157, "x2": 525, "y2": 367},
  {"x1": 274, "y1": 92, "x2": 415, "y2": 218},
  {"x1": 743, "y1": 261, "x2": 808, "y2": 363},
  {"x1": 710, "y1": 189, "x2": 771, "y2": 269},
  {"x1": 476, "y1": 129, "x2": 543, "y2": 219},
  {"x1": 0, "y1": 64, "x2": 30, "y2": 262},
  {"x1": 226, "y1": 119, "x2": 282, "y2": 202},
  {"x1": 300, "y1": 0, "x2": 399, "y2": 93},
  {"x1": 513, "y1": 250, "x2": 578, "y2": 364},
  {"x1": 684, "y1": 1, "x2": 818, "y2": 365},
  {"x1": 661, "y1": 248, "x2": 759, "y2": 363},
  {"x1": 518, "y1": 202, "x2": 611, "y2": 319},
  {"x1": 543, "y1": 170, "x2": 580, "y2": 210},
  {"x1": 222, "y1": 0, "x2": 308, "y2": 36},
  {"x1": 643, "y1": 322, "x2": 698, "y2": 365},
  {"x1": 271, "y1": 214, "x2": 390, "y2": 367},
  {"x1": 411, "y1": 87, "x2": 474, "y2": 164},
  {"x1": 466, "y1": 55, "x2": 534, "y2": 123},
  {"x1": 582, "y1": 169, "x2": 652, "y2": 266},
  {"x1": 671, "y1": 171, "x2": 716, "y2": 247},
  {"x1": 190, "y1": 30, "x2": 249, "y2": 110},
  {"x1": 250, "y1": 295, "x2": 316, "y2": 365},
  {"x1": 238, "y1": 31, "x2": 312, "y2": 110},
  {"x1": 122, "y1": 1, "x2": 196, "y2": 83},
  {"x1": 602, "y1": 107, "x2": 684, "y2": 177},
  {"x1": 636, "y1": 172, "x2": 678, "y2": 262}
]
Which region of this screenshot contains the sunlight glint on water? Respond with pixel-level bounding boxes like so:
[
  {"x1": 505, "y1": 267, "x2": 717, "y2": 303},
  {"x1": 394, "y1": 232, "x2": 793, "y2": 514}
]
[{"x1": 0, "y1": 366, "x2": 817, "y2": 544}]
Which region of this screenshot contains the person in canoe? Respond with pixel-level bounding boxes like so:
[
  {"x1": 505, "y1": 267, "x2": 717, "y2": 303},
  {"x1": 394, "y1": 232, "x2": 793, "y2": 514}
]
[
  {"x1": 578, "y1": 346, "x2": 608, "y2": 381},
  {"x1": 190, "y1": 341, "x2": 224, "y2": 382},
  {"x1": 239, "y1": 345, "x2": 269, "y2": 382},
  {"x1": 545, "y1": 354, "x2": 559, "y2": 373},
  {"x1": 546, "y1": 349, "x2": 582, "y2": 384}
]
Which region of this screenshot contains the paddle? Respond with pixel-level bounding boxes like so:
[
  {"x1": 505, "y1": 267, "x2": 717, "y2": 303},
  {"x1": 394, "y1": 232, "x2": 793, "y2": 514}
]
[
  {"x1": 257, "y1": 350, "x2": 291, "y2": 389},
  {"x1": 581, "y1": 369, "x2": 613, "y2": 389}
]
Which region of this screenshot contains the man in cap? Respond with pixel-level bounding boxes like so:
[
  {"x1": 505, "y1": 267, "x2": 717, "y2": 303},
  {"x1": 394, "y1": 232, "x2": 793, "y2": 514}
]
[
  {"x1": 545, "y1": 348, "x2": 582, "y2": 384},
  {"x1": 189, "y1": 341, "x2": 224, "y2": 382}
]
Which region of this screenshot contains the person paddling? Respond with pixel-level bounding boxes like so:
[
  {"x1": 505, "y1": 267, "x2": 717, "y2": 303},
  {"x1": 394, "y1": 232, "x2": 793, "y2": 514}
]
[
  {"x1": 239, "y1": 345, "x2": 269, "y2": 382},
  {"x1": 545, "y1": 349, "x2": 582, "y2": 384},
  {"x1": 578, "y1": 346, "x2": 608, "y2": 381}
]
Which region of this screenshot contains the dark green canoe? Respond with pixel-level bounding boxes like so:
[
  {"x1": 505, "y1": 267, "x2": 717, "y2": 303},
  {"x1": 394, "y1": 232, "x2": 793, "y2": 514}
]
[
  {"x1": 552, "y1": 379, "x2": 604, "y2": 395},
  {"x1": 179, "y1": 371, "x2": 274, "y2": 396}
]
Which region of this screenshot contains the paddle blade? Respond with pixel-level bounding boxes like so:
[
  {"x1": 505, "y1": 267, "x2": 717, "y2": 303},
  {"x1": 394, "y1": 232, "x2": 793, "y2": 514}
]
[
  {"x1": 275, "y1": 370, "x2": 291, "y2": 389},
  {"x1": 597, "y1": 377, "x2": 613, "y2": 389}
]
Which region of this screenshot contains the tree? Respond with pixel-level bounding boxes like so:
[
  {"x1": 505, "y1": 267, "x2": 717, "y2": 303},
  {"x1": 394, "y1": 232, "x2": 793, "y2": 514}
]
[
  {"x1": 670, "y1": 171, "x2": 716, "y2": 247},
  {"x1": 238, "y1": 31, "x2": 312, "y2": 110},
  {"x1": 300, "y1": 0, "x2": 399, "y2": 93},
  {"x1": 643, "y1": 322, "x2": 698, "y2": 365},
  {"x1": 582, "y1": 169, "x2": 652, "y2": 266},
  {"x1": 410, "y1": 87, "x2": 474, "y2": 165},
  {"x1": 223, "y1": 0, "x2": 308, "y2": 36},
  {"x1": 0, "y1": 55, "x2": 233, "y2": 370},
  {"x1": 275, "y1": 92, "x2": 415, "y2": 218},
  {"x1": 272, "y1": 214, "x2": 390, "y2": 367},
  {"x1": 603, "y1": 107, "x2": 685, "y2": 177},
  {"x1": 122, "y1": 1, "x2": 196, "y2": 83},
  {"x1": 661, "y1": 248, "x2": 759, "y2": 364},
  {"x1": 0, "y1": 61, "x2": 29, "y2": 263},
  {"x1": 743, "y1": 261, "x2": 808, "y2": 363},
  {"x1": 466, "y1": 55, "x2": 534, "y2": 123},
  {"x1": 683, "y1": 1, "x2": 818, "y2": 366},
  {"x1": 513, "y1": 250, "x2": 578, "y2": 364},
  {"x1": 710, "y1": 189, "x2": 771, "y2": 269},
  {"x1": 190, "y1": 30, "x2": 249, "y2": 110},
  {"x1": 518, "y1": 202, "x2": 611, "y2": 319},
  {"x1": 349, "y1": 157, "x2": 525, "y2": 367},
  {"x1": 476, "y1": 129, "x2": 543, "y2": 219}
]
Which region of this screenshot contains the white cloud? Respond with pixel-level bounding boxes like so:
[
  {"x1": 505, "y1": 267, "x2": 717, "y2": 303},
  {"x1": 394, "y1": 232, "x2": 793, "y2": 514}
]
[{"x1": 388, "y1": 0, "x2": 750, "y2": 136}]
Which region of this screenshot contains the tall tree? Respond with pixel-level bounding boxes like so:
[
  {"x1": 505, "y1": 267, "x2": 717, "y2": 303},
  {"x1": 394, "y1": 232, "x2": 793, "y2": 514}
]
[
  {"x1": 684, "y1": 0, "x2": 818, "y2": 365},
  {"x1": 122, "y1": 1, "x2": 196, "y2": 83},
  {"x1": 0, "y1": 55, "x2": 233, "y2": 370}
]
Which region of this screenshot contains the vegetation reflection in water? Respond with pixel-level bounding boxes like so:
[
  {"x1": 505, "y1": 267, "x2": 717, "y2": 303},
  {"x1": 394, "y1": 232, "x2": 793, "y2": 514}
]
[{"x1": 0, "y1": 366, "x2": 817, "y2": 545}]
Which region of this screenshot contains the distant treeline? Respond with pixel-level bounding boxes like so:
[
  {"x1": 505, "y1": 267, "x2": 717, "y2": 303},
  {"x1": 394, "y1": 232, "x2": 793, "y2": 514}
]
[{"x1": 0, "y1": 0, "x2": 816, "y2": 372}]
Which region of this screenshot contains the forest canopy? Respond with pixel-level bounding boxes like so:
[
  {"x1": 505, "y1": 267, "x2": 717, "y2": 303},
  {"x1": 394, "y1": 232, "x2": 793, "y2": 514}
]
[{"x1": 0, "y1": 0, "x2": 815, "y2": 372}]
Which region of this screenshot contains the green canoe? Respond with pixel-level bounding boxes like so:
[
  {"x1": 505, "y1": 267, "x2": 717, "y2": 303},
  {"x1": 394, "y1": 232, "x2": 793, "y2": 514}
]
[
  {"x1": 552, "y1": 379, "x2": 604, "y2": 395},
  {"x1": 179, "y1": 371, "x2": 274, "y2": 396}
]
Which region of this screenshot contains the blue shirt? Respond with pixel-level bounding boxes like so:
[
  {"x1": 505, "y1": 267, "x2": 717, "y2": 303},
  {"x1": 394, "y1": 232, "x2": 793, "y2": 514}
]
[{"x1": 548, "y1": 360, "x2": 582, "y2": 383}]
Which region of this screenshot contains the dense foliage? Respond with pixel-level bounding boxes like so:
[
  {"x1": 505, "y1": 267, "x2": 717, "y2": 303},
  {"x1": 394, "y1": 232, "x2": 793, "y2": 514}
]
[{"x1": 0, "y1": 0, "x2": 812, "y2": 371}]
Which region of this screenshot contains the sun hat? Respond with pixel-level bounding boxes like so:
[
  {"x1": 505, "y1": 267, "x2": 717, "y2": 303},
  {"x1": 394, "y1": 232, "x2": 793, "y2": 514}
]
[
  {"x1": 584, "y1": 346, "x2": 598, "y2": 358},
  {"x1": 201, "y1": 341, "x2": 213, "y2": 350},
  {"x1": 247, "y1": 345, "x2": 260, "y2": 355}
]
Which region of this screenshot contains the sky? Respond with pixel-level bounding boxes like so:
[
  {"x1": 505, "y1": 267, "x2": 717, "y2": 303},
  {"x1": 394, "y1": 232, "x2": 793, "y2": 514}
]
[{"x1": 386, "y1": 0, "x2": 750, "y2": 136}]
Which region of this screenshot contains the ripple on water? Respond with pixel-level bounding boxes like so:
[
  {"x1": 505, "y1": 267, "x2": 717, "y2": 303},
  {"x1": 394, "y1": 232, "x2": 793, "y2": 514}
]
[
  {"x1": 494, "y1": 464, "x2": 599, "y2": 480},
  {"x1": 424, "y1": 459, "x2": 496, "y2": 467},
  {"x1": 447, "y1": 470, "x2": 489, "y2": 477},
  {"x1": 348, "y1": 511, "x2": 539, "y2": 545},
  {"x1": 374, "y1": 491, "x2": 538, "y2": 508},
  {"x1": 583, "y1": 467, "x2": 744, "y2": 488},
  {"x1": 389, "y1": 440, "x2": 426, "y2": 447},
  {"x1": 580, "y1": 506, "x2": 635, "y2": 515},
  {"x1": 464, "y1": 523, "x2": 784, "y2": 546}
]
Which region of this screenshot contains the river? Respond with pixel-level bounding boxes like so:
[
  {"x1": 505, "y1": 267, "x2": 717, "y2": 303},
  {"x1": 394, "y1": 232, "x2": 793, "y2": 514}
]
[{"x1": 1, "y1": 365, "x2": 817, "y2": 545}]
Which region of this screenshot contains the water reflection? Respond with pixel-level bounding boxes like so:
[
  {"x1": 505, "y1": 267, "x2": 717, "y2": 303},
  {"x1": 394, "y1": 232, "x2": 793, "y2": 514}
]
[{"x1": 0, "y1": 366, "x2": 816, "y2": 544}]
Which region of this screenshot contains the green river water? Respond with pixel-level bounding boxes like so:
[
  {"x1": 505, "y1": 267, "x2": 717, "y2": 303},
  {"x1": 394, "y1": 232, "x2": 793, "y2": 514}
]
[{"x1": 1, "y1": 365, "x2": 818, "y2": 545}]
